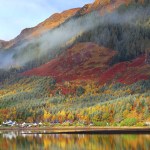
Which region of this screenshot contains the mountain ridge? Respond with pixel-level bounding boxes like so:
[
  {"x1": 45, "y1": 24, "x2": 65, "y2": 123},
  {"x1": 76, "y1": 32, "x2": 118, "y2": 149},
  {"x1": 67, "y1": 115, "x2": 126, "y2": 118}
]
[
  {"x1": 0, "y1": 0, "x2": 129, "y2": 50},
  {"x1": 0, "y1": 8, "x2": 80, "y2": 50}
]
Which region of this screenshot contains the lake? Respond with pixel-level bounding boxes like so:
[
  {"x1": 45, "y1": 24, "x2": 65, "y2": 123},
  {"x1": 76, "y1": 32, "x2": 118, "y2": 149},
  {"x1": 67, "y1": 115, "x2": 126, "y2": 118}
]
[{"x1": 0, "y1": 131, "x2": 150, "y2": 150}]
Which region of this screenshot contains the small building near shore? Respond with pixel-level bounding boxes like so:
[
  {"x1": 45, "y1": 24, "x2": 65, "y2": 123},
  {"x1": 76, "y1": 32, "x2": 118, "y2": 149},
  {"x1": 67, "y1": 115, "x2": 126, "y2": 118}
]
[
  {"x1": 145, "y1": 122, "x2": 150, "y2": 126},
  {"x1": 3, "y1": 120, "x2": 16, "y2": 127}
]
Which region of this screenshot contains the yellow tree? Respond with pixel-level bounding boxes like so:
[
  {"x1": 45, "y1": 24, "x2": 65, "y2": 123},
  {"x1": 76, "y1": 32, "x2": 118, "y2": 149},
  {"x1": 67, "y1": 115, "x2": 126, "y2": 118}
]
[{"x1": 44, "y1": 110, "x2": 51, "y2": 122}]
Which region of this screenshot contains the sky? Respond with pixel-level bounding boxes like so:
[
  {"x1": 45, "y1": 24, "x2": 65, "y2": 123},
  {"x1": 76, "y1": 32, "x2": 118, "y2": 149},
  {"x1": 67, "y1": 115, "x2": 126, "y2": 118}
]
[{"x1": 0, "y1": 0, "x2": 93, "y2": 41}]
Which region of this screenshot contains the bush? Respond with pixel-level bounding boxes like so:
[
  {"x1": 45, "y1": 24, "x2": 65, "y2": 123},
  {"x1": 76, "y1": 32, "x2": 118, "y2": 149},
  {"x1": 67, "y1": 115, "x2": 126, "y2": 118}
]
[
  {"x1": 62, "y1": 122, "x2": 71, "y2": 126},
  {"x1": 99, "y1": 85, "x2": 109, "y2": 93},
  {"x1": 120, "y1": 118, "x2": 137, "y2": 126},
  {"x1": 76, "y1": 122, "x2": 85, "y2": 126},
  {"x1": 112, "y1": 122, "x2": 119, "y2": 126},
  {"x1": 93, "y1": 121, "x2": 108, "y2": 126},
  {"x1": 112, "y1": 83, "x2": 124, "y2": 90},
  {"x1": 136, "y1": 122, "x2": 144, "y2": 127},
  {"x1": 76, "y1": 86, "x2": 85, "y2": 96}
]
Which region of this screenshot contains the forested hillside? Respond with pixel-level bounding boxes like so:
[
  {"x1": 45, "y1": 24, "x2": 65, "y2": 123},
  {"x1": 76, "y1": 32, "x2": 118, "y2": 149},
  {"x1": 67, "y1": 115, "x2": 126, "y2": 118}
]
[{"x1": 0, "y1": 76, "x2": 149, "y2": 126}]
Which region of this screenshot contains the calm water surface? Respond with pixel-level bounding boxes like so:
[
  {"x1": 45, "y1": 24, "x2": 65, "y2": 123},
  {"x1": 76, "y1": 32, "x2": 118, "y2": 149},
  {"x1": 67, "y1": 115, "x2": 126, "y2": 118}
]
[{"x1": 0, "y1": 131, "x2": 150, "y2": 150}]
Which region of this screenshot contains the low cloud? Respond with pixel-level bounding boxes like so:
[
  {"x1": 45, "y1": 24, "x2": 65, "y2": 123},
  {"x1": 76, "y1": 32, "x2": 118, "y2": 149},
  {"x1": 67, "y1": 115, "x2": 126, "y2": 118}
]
[{"x1": 0, "y1": 3, "x2": 149, "y2": 69}]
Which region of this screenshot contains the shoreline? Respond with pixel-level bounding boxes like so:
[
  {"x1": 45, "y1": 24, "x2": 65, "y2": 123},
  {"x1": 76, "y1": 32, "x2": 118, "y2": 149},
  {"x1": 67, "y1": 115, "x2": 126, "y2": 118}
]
[{"x1": 0, "y1": 127, "x2": 150, "y2": 134}]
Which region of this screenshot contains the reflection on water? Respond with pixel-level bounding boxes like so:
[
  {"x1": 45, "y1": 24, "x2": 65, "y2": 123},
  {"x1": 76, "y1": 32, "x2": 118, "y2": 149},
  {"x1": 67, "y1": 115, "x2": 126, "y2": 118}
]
[{"x1": 0, "y1": 131, "x2": 150, "y2": 150}]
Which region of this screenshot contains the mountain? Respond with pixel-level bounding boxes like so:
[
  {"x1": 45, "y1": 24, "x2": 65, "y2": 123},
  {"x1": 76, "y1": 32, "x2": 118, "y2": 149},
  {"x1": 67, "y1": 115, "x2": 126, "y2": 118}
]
[
  {"x1": 0, "y1": 0, "x2": 150, "y2": 126},
  {"x1": 90, "y1": 0, "x2": 126, "y2": 13},
  {"x1": 0, "y1": 0, "x2": 149, "y2": 84},
  {"x1": 0, "y1": 0, "x2": 130, "y2": 70},
  {"x1": 21, "y1": 0, "x2": 150, "y2": 84},
  {"x1": 0, "y1": 0, "x2": 128, "y2": 50},
  {"x1": 76, "y1": 0, "x2": 126, "y2": 15},
  {"x1": 0, "y1": 8, "x2": 80, "y2": 50},
  {"x1": 14, "y1": 8, "x2": 80, "y2": 40},
  {"x1": 0, "y1": 40, "x2": 7, "y2": 49}
]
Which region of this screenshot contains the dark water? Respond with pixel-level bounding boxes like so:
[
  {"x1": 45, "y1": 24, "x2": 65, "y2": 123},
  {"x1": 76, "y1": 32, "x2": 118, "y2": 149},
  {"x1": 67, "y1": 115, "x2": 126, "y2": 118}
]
[{"x1": 0, "y1": 131, "x2": 150, "y2": 150}]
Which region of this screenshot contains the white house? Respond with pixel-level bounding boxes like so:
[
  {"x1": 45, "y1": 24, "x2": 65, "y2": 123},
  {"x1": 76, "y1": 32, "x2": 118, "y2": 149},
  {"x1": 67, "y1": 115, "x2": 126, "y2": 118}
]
[{"x1": 3, "y1": 120, "x2": 16, "y2": 126}]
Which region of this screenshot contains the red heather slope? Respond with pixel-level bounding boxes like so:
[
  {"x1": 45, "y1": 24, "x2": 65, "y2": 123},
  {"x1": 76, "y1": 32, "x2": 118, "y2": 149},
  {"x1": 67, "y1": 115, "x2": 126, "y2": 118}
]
[
  {"x1": 99, "y1": 55, "x2": 150, "y2": 84},
  {"x1": 22, "y1": 42, "x2": 117, "y2": 82},
  {"x1": 23, "y1": 42, "x2": 150, "y2": 84}
]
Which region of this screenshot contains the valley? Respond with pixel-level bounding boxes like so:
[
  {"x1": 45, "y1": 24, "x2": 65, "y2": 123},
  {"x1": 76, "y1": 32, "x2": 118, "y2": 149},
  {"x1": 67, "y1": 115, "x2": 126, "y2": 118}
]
[{"x1": 0, "y1": 0, "x2": 150, "y2": 127}]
